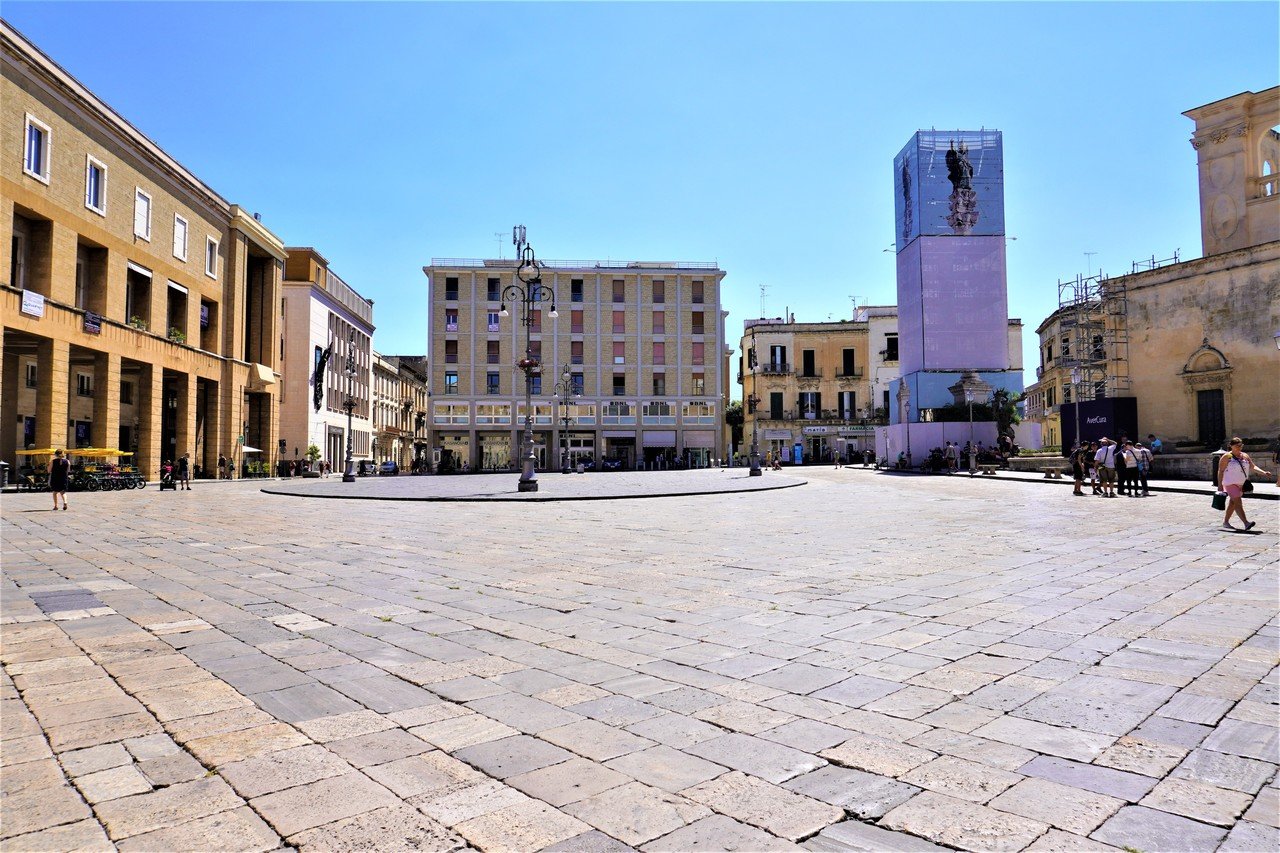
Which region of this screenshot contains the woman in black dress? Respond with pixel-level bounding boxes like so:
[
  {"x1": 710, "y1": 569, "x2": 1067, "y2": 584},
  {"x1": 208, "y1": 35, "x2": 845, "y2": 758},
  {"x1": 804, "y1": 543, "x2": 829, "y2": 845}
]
[{"x1": 48, "y1": 448, "x2": 70, "y2": 511}]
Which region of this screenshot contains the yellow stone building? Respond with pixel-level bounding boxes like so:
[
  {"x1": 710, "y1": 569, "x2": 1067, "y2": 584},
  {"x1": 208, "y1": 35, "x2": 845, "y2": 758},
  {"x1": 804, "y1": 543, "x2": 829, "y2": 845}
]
[
  {"x1": 739, "y1": 308, "x2": 900, "y2": 464},
  {"x1": 1026, "y1": 87, "x2": 1279, "y2": 451},
  {"x1": 2, "y1": 22, "x2": 285, "y2": 479}
]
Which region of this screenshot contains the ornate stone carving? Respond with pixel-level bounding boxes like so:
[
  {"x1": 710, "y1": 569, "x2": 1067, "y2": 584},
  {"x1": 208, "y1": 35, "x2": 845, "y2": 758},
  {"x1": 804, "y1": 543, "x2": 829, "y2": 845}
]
[{"x1": 1190, "y1": 136, "x2": 1206, "y2": 150}]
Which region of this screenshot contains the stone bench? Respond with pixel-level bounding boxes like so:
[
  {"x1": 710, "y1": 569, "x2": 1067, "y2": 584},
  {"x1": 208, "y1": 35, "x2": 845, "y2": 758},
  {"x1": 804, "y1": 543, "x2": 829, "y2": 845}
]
[
  {"x1": 1041, "y1": 466, "x2": 1066, "y2": 479},
  {"x1": 979, "y1": 464, "x2": 999, "y2": 475}
]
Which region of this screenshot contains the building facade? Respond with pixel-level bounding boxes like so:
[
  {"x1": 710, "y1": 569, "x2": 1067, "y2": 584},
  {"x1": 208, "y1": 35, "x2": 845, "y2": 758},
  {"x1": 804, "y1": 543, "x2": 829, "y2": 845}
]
[
  {"x1": 422, "y1": 258, "x2": 727, "y2": 471},
  {"x1": 739, "y1": 308, "x2": 899, "y2": 464},
  {"x1": 2, "y1": 21, "x2": 285, "y2": 478},
  {"x1": 372, "y1": 352, "x2": 429, "y2": 470},
  {"x1": 1028, "y1": 87, "x2": 1279, "y2": 451},
  {"x1": 279, "y1": 248, "x2": 374, "y2": 470}
]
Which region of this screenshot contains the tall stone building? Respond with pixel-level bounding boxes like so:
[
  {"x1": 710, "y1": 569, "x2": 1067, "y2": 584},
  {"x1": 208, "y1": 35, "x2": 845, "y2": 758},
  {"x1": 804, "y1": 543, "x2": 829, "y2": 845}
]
[
  {"x1": 2, "y1": 21, "x2": 285, "y2": 478},
  {"x1": 422, "y1": 257, "x2": 727, "y2": 471},
  {"x1": 738, "y1": 307, "x2": 899, "y2": 464},
  {"x1": 279, "y1": 248, "x2": 374, "y2": 470}
]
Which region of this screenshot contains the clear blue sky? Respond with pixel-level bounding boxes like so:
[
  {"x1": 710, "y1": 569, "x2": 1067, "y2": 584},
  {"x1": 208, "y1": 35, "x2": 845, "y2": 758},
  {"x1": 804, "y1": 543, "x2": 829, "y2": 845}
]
[{"x1": 8, "y1": 2, "x2": 1277, "y2": 392}]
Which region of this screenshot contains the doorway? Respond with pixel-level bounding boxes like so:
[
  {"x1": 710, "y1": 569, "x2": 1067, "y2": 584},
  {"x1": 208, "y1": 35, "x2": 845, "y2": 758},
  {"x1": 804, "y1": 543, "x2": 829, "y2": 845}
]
[{"x1": 1197, "y1": 389, "x2": 1225, "y2": 449}]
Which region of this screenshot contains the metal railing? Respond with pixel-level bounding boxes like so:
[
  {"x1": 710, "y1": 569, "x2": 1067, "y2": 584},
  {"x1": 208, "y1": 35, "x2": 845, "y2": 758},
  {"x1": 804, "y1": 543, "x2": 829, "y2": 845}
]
[
  {"x1": 834, "y1": 369, "x2": 864, "y2": 380},
  {"x1": 759, "y1": 362, "x2": 792, "y2": 375}
]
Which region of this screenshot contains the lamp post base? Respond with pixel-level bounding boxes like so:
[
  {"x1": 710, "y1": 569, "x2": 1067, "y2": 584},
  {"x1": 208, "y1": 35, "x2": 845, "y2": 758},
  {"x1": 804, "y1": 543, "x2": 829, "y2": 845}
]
[
  {"x1": 517, "y1": 479, "x2": 539, "y2": 492},
  {"x1": 749, "y1": 467, "x2": 762, "y2": 477},
  {"x1": 342, "y1": 473, "x2": 356, "y2": 483}
]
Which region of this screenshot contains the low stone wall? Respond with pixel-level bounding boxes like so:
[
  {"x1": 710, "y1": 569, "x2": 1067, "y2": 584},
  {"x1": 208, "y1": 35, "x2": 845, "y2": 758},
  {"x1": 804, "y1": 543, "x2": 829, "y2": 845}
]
[{"x1": 1012, "y1": 452, "x2": 1272, "y2": 483}]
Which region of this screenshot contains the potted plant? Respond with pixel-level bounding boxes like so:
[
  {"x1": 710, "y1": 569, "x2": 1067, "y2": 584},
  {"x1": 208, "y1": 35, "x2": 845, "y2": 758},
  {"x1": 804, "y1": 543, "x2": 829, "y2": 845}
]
[
  {"x1": 129, "y1": 316, "x2": 147, "y2": 331},
  {"x1": 303, "y1": 444, "x2": 322, "y2": 478},
  {"x1": 168, "y1": 327, "x2": 186, "y2": 344}
]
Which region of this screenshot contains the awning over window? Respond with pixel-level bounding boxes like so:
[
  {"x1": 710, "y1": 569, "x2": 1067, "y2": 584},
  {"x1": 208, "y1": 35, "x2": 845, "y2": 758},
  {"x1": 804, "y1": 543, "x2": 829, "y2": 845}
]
[
  {"x1": 246, "y1": 363, "x2": 277, "y2": 391},
  {"x1": 641, "y1": 430, "x2": 676, "y2": 447},
  {"x1": 683, "y1": 430, "x2": 717, "y2": 448}
]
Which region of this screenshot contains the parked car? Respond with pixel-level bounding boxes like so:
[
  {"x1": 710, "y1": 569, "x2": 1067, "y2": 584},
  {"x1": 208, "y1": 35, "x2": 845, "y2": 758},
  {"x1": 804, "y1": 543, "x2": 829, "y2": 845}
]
[
  {"x1": 379, "y1": 460, "x2": 399, "y2": 476},
  {"x1": 356, "y1": 459, "x2": 376, "y2": 476}
]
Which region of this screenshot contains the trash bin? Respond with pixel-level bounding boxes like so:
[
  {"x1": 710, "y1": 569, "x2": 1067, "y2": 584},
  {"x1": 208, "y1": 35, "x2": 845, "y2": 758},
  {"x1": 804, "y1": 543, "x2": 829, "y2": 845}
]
[{"x1": 1210, "y1": 448, "x2": 1228, "y2": 489}]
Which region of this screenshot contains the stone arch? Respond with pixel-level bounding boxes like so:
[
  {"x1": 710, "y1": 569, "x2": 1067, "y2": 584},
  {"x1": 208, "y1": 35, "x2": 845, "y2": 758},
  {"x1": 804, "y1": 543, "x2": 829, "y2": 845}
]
[{"x1": 1181, "y1": 338, "x2": 1230, "y2": 375}]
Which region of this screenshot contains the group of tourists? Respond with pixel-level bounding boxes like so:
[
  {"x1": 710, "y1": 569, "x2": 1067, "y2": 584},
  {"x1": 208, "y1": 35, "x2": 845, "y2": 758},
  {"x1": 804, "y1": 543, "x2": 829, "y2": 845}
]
[{"x1": 1069, "y1": 436, "x2": 1153, "y2": 498}]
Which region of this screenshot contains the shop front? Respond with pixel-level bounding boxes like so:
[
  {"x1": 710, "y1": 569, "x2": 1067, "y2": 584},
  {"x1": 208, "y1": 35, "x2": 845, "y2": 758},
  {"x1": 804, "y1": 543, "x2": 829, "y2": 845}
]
[
  {"x1": 683, "y1": 430, "x2": 717, "y2": 468},
  {"x1": 479, "y1": 432, "x2": 510, "y2": 472},
  {"x1": 762, "y1": 428, "x2": 793, "y2": 466},
  {"x1": 435, "y1": 433, "x2": 471, "y2": 473},
  {"x1": 642, "y1": 430, "x2": 676, "y2": 469},
  {"x1": 563, "y1": 432, "x2": 596, "y2": 469},
  {"x1": 602, "y1": 431, "x2": 635, "y2": 470}
]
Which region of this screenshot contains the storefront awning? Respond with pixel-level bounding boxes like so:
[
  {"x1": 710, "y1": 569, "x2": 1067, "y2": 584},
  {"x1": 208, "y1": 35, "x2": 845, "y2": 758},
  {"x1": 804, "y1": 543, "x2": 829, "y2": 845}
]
[
  {"x1": 683, "y1": 430, "x2": 717, "y2": 449},
  {"x1": 641, "y1": 430, "x2": 676, "y2": 447}
]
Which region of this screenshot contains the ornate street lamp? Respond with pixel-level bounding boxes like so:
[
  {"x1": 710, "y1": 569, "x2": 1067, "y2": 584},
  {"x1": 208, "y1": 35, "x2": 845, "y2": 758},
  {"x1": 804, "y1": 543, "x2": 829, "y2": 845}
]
[
  {"x1": 500, "y1": 227, "x2": 557, "y2": 492},
  {"x1": 552, "y1": 364, "x2": 578, "y2": 474},
  {"x1": 965, "y1": 387, "x2": 976, "y2": 476},
  {"x1": 342, "y1": 329, "x2": 357, "y2": 483}
]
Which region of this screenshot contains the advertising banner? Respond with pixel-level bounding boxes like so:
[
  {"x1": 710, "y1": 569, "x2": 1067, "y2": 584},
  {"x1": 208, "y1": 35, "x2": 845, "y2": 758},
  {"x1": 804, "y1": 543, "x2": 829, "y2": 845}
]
[
  {"x1": 1060, "y1": 398, "x2": 1139, "y2": 452},
  {"x1": 20, "y1": 290, "x2": 45, "y2": 318},
  {"x1": 895, "y1": 130, "x2": 1005, "y2": 251}
]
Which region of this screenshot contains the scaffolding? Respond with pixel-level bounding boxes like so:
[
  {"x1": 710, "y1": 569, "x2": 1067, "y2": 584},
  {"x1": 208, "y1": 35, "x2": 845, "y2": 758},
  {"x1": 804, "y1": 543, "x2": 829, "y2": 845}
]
[{"x1": 1056, "y1": 270, "x2": 1130, "y2": 403}]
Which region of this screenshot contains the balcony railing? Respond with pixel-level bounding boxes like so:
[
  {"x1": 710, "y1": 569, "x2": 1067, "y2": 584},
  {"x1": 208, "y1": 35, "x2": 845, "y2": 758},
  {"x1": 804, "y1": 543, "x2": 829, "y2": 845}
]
[
  {"x1": 834, "y1": 369, "x2": 864, "y2": 380},
  {"x1": 754, "y1": 410, "x2": 886, "y2": 425},
  {"x1": 759, "y1": 362, "x2": 791, "y2": 375},
  {"x1": 796, "y1": 369, "x2": 822, "y2": 379}
]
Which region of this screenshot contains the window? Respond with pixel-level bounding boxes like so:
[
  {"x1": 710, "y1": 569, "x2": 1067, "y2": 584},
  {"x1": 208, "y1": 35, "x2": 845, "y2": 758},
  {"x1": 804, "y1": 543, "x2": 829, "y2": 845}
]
[
  {"x1": 799, "y1": 391, "x2": 819, "y2": 418},
  {"x1": 487, "y1": 372, "x2": 500, "y2": 395},
  {"x1": 683, "y1": 401, "x2": 716, "y2": 424},
  {"x1": 692, "y1": 342, "x2": 705, "y2": 365},
  {"x1": 477, "y1": 403, "x2": 510, "y2": 424},
  {"x1": 652, "y1": 342, "x2": 665, "y2": 364},
  {"x1": 134, "y1": 189, "x2": 152, "y2": 240},
  {"x1": 530, "y1": 375, "x2": 542, "y2": 395},
  {"x1": 571, "y1": 373, "x2": 584, "y2": 395},
  {"x1": 642, "y1": 401, "x2": 675, "y2": 425},
  {"x1": 487, "y1": 340, "x2": 500, "y2": 364},
  {"x1": 205, "y1": 237, "x2": 219, "y2": 278},
  {"x1": 571, "y1": 310, "x2": 583, "y2": 333},
  {"x1": 884, "y1": 333, "x2": 899, "y2": 362},
  {"x1": 531, "y1": 310, "x2": 541, "y2": 333},
  {"x1": 841, "y1": 348, "x2": 856, "y2": 377},
  {"x1": 613, "y1": 280, "x2": 625, "y2": 303},
  {"x1": 488, "y1": 311, "x2": 500, "y2": 331},
  {"x1": 85, "y1": 156, "x2": 106, "y2": 214},
  {"x1": 801, "y1": 350, "x2": 816, "y2": 377},
  {"x1": 613, "y1": 374, "x2": 626, "y2": 396},
  {"x1": 25, "y1": 363, "x2": 36, "y2": 388},
  {"x1": 444, "y1": 372, "x2": 458, "y2": 394},
  {"x1": 529, "y1": 340, "x2": 542, "y2": 361},
  {"x1": 571, "y1": 341, "x2": 584, "y2": 364},
  {"x1": 173, "y1": 215, "x2": 188, "y2": 261},
  {"x1": 444, "y1": 277, "x2": 459, "y2": 300},
  {"x1": 691, "y1": 374, "x2": 705, "y2": 395},
  {"x1": 1063, "y1": 385, "x2": 1072, "y2": 404},
  {"x1": 571, "y1": 279, "x2": 583, "y2": 303},
  {"x1": 613, "y1": 340, "x2": 625, "y2": 364},
  {"x1": 652, "y1": 375, "x2": 666, "y2": 395},
  {"x1": 838, "y1": 391, "x2": 856, "y2": 420},
  {"x1": 120, "y1": 381, "x2": 133, "y2": 405},
  {"x1": 444, "y1": 340, "x2": 458, "y2": 363},
  {"x1": 487, "y1": 277, "x2": 500, "y2": 301},
  {"x1": 77, "y1": 373, "x2": 94, "y2": 397},
  {"x1": 612, "y1": 310, "x2": 625, "y2": 333},
  {"x1": 691, "y1": 281, "x2": 704, "y2": 304},
  {"x1": 602, "y1": 401, "x2": 634, "y2": 424},
  {"x1": 23, "y1": 115, "x2": 50, "y2": 183},
  {"x1": 653, "y1": 311, "x2": 665, "y2": 334},
  {"x1": 445, "y1": 310, "x2": 458, "y2": 331},
  {"x1": 691, "y1": 311, "x2": 704, "y2": 335},
  {"x1": 652, "y1": 281, "x2": 665, "y2": 303},
  {"x1": 434, "y1": 403, "x2": 469, "y2": 424},
  {"x1": 1061, "y1": 335, "x2": 1071, "y2": 359}
]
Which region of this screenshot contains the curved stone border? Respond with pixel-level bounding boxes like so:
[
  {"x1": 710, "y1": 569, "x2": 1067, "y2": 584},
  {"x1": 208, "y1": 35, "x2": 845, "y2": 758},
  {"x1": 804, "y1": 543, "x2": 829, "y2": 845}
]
[{"x1": 260, "y1": 473, "x2": 807, "y2": 503}]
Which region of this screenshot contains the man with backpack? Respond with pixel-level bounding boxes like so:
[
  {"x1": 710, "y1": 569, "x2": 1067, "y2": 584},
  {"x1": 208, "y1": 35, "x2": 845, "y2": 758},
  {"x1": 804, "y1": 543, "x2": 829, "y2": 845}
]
[{"x1": 1094, "y1": 438, "x2": 1117, "y2": 498}]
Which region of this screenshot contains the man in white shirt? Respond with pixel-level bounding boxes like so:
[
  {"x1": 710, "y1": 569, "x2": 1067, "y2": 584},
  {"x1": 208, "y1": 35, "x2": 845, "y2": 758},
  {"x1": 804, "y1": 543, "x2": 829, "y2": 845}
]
[{"x1": 1094, "y1": 438, "x2": 1117, "y2": 498}]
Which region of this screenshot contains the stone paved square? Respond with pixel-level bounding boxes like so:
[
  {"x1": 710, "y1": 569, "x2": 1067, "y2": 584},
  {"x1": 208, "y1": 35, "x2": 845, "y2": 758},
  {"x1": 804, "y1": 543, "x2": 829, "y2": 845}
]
[{"x1": 2, "y1": 470, "x2": 1276, "y2": 851}]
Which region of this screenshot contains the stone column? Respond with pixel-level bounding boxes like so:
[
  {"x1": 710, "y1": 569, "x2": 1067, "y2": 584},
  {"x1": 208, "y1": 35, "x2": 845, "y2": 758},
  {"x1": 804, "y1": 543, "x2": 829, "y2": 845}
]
[
  {"x1": 175, "y1": 371, "x2": 197, "y2": 461},
  {"x1": 137, "y1": 364, "x2": 163, "y2": 477},
  {"x1": 35, "y1": 337, "x2": 70, "y2": 449},
  {"x1": 1, "y1": 338, "x2": 18, "y2": 464},
  {"x1": 49, "y1": 222, "x2": 79, "y2": 306},
  {"x1": 92, "y1": 350, "x2": 121, "y2": 448}
]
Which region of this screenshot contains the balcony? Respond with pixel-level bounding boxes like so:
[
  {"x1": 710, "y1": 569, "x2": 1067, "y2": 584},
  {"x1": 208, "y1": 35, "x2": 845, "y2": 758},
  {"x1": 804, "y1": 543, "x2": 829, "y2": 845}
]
[
  {"x1": 754, "y1": 410, "x2": 887, "y2": 425},
  {"x1": 759, "y1": 362, "x2": 791, "y2": 375},
  {"x1": 796, "y1": 369, "x2": 822, "y2": 380},
  {"x1": 834, "y1": 369, "x2": 864, "y2": 380}
]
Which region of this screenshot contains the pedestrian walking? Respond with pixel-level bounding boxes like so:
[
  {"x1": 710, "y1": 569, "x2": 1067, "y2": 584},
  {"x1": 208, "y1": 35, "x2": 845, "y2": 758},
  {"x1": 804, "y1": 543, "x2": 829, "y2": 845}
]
[
  {"x1": 217, "y1": 454, "x2": 227, "y2": 480},
  {"x1": 178, "y1": 453, "x2": 191, "y2": 491},
  {"x1": 1070, "y1": 442, "x2": 1086, "y2": 496},
  {"x1": 48, "y1": 448, "x2": 70, "y2": 511},
  {"x1": 945, "y1": 442, "x2": 958, "y2": 473},
  {"x1": 1094, "y1": 438, "x2": 1117, "y2": 497},
  {"x1": 1218, "y1": 437, "x2": 1271, "y2": 531},
  {"x1": 1134, "y1": 441, "x2": 1153, "y2": 496}
]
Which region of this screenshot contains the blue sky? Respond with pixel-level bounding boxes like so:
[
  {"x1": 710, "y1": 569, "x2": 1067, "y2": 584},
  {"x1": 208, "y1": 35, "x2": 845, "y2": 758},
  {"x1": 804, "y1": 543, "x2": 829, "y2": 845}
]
[{"x1": 8, "y1": 2, "x2": 1277, "y2": 391}]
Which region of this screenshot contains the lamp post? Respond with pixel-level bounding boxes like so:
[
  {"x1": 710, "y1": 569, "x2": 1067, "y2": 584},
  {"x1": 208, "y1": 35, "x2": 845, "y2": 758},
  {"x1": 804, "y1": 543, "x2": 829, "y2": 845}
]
[
  {"x1": 501, "y1": 226, "x2": 557, "y2": 492},
  {"x1": 552, "y1": 364, "x2": 577, "y2": 474},
  {"x1": 342, "y1": 329, "x2": 357, "y2": 483},
  {"x1": 965, "y1": 388, "x2": 976, "y2": 476}
]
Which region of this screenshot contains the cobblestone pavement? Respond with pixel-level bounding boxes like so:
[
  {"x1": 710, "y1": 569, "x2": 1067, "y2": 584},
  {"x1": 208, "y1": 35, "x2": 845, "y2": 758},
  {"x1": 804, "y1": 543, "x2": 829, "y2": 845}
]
[{"x1": 2, "y1": 470, "x2": 1276, "y2": 852}]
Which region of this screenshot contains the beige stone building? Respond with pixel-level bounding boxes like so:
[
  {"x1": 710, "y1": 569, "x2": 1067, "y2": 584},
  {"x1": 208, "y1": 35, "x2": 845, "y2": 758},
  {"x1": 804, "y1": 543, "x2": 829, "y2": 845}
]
[
  {"x1": 372, "y1": 352, "x2": 428, "y2": 470},
  {"x1": 422, "y1": 258, "x2": 727, "y2": 471},
  {"x1": 2, "y1": 21, "x2": 285, "y2": 479},
  {"x1": 739, "y1": 307, "x2": 900, "y2": 464},
  {"x1": 1026, "y1": 87, "x2": 1279, "y2": 450},
  {"x1": 279, "y1": 248, "x2": 374, "y2": 471}
]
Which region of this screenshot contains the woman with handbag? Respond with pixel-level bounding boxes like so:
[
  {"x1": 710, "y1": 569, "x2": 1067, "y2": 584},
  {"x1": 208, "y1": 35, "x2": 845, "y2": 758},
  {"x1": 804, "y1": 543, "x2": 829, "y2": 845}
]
[{"x1": 1218, "y1": 437, "x2": 1271, "y2": 531}]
